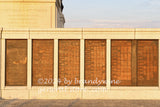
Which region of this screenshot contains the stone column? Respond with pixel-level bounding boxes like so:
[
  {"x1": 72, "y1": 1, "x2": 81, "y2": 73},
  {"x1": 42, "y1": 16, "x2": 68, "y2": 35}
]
[{"x1": 0, "y1": 27, "x2": 2, "y2": 99}]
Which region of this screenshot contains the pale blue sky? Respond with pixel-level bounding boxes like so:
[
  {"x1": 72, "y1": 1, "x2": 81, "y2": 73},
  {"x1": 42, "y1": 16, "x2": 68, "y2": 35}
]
[{"x1": 63, "y1": 0, "x2": 160, "y2": 28}]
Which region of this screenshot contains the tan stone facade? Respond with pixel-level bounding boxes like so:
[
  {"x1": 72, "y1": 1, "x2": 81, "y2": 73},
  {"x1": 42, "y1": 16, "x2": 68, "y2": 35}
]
[
  {"x1": 0, "y1": 0, "x2": 65, "y2": 28},
  {"x1": 0, "y1": 0, "x2": 160, "y2": 100},
  {"x1": 0, "y1": 28, "x2": 160, "y2": 99}
]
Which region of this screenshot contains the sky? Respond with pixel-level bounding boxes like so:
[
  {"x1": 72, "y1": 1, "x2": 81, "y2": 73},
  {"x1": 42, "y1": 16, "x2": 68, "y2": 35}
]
[{"x1": 63, "y1": 0, "x2": 160, "y2": 28}]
